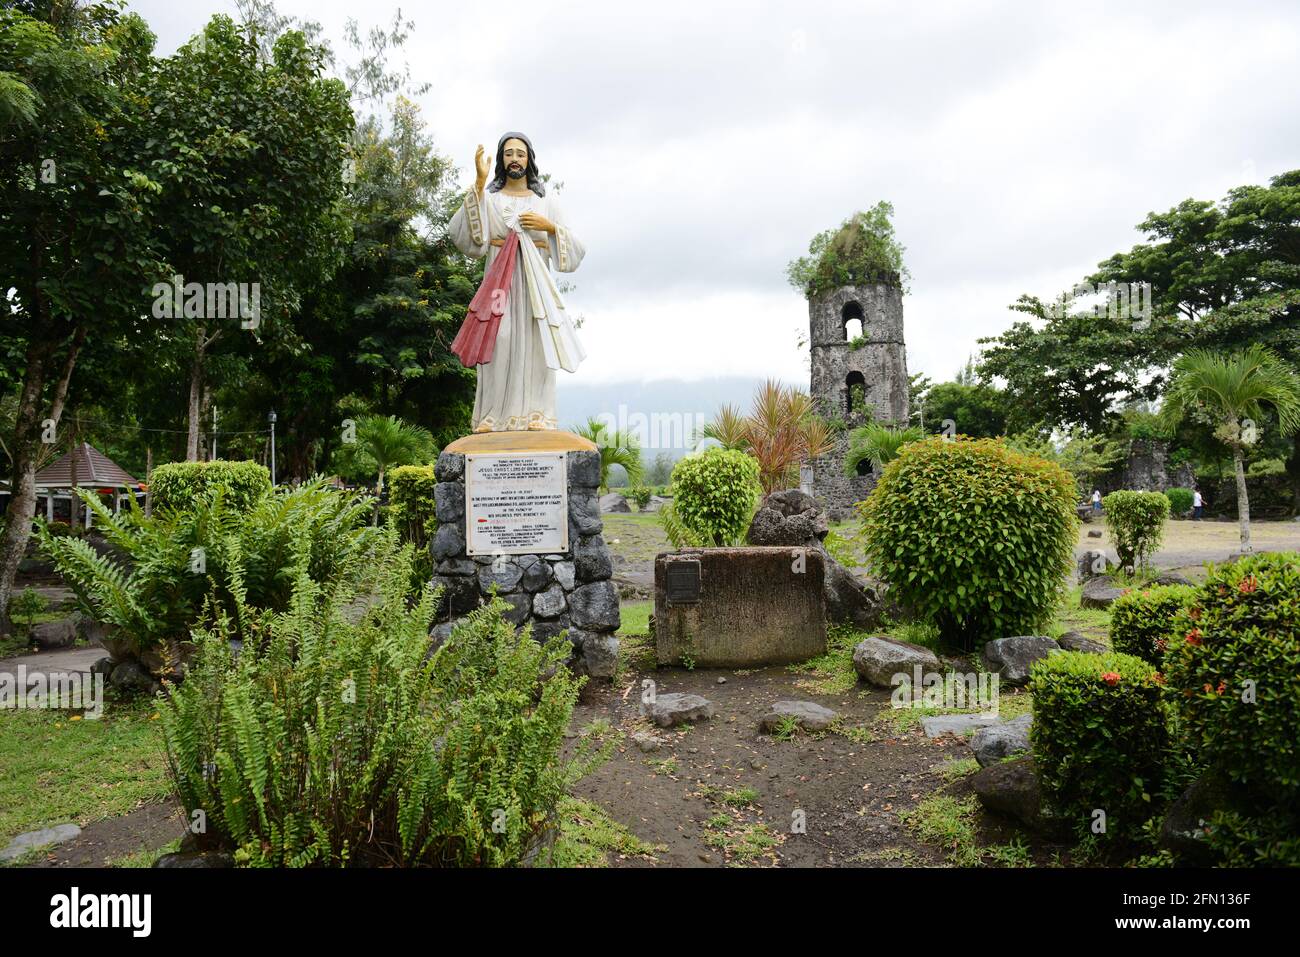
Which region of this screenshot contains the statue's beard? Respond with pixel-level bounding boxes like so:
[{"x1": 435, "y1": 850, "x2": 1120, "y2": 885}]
[{"x1": 506, "y1": 165, "x2": 525, "y2": 180}]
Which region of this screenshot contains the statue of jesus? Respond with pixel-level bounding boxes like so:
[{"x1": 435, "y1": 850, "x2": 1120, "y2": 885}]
[{"x1": 448, "y1": 131, "x2": 586, "y2": 432}]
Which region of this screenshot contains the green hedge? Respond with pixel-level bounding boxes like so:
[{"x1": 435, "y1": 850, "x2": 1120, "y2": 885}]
[
  {"x1": 662, "y1": 447, "x2": 760, "y2": 547},
  {"x1": 1102, "y1": 490, "x2": 1169, "y2": 570},
  {"x1": 150, "y1": 460, "x2": 271, "y2": 514},
  {"x1": 858, "y1": 437, "x2": 1078, "y2": 649},
  {"x1": 387, "y1": 465, "x2": 437, "y2": 548},
  {"x1": 1165, "y1": 552, "x2": 1300, "y2": 799},
  {"x1": 1164, "y1": 487, "x2": 1193, "y2": 518},
  {"x1": 1029, "y1": 650, "x2": 1167, "y2": 840},
  {"x1": 1109, "y1": 585, "x2": 1194, "y2": 665}
]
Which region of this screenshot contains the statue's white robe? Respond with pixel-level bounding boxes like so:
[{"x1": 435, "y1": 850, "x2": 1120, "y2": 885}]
[{"x1": 448, "y1": 184, "x2": 586, "y2": 431}]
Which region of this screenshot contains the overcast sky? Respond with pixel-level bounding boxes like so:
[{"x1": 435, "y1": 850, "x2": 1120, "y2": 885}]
[{"x1": 130, "y1": 0, "x2": 1300, "y2": 392}]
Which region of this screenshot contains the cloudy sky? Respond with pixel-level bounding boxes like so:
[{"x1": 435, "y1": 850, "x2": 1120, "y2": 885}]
[{"x1": 132, "y1": 0, "x2": 1300, "y2": 395}]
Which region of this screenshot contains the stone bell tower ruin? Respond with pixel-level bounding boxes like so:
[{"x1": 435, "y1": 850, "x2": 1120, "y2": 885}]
[{"x1": 809, "y1": 283, "x2": 909, "y2": 519}]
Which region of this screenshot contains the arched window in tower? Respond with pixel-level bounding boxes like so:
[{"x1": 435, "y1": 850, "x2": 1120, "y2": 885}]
[
  {"x1": 842, "y1": 301, "x2": 864, "y2": 344},
  {"x1": 845, "y1": 371, "x2": 866, "y2": 418}
]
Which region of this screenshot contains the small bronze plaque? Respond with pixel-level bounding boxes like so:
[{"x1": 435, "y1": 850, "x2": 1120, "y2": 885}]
[{"x1": 665, "y1": 560, "x2": 701, "y2": 604}]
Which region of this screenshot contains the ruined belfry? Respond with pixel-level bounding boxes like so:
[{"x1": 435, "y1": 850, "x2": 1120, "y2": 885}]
[{"x1": 809, "y1": 283, "x2": 910, "y2": 519}]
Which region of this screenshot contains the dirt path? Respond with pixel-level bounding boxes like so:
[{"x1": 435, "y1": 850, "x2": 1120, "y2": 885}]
[{"x1": 568, "y1": 658, "x2": 1052, "y2": 867}]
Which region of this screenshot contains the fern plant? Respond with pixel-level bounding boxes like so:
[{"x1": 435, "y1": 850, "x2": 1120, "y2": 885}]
[
  {"x1": 37, "y1": 477, "x2": 382, "y2": 656},
  {"x1": 159, "y1": 532, "x2": 615, "y2": 867}
]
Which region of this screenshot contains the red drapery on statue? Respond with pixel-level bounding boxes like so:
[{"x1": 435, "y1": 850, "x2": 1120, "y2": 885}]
[{"x1": 451, "y1": 230, "x2": 520, "y2": 368}]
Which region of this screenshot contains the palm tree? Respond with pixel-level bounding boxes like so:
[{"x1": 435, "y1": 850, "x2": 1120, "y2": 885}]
[
  {"x1": 695, "y1": 380, "x2": 835, "y2": 495},
  {"x1": 845, "y1": 422, "x2": 923, "y2": 474},
  {"x1": 351, "y1": 414, "x2": 435, "y2": 495},
  {"x1": 1160, "y1": 345, "x2": 1300, "y2": 552},
  {"x1": 572, "y1": 417, "x2": 643, "y2": 492}
]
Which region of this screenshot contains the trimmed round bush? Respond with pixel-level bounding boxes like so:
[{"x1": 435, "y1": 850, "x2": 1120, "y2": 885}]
[
  {"x1": 1164, "y1": 487, "x2": 1193, "y2": 518},
  {"x1": 1029, "y1": 650, "x2": 1168, "y2": 839},
  {"x1": 858, "y1": 436, "x2": 1078, "y2": 649},
  {"x1": 150, "y1": 460, "x2": 271, "y2": 514},
  {"x1": 665, "y1": 447, "x2": 761, "y2": 547},
  {"x1": 1102, "y1": 490, "x2": 1169, "y2": 570},
  {"x1": 1109, "y1": 585, "x2": 1194, "y2": 665},
  {"x1": 1164, "y1": 552, "x2": 1300, "y2": 798}
]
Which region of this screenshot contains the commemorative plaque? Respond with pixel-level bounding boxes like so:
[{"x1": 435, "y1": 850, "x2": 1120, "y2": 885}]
[{"x1": 465, "y1": 452, "x2": 568, "y2": 556}]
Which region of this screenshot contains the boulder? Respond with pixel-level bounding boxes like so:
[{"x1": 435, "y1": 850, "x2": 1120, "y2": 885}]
[
  {"x1": 823, "y1": 561, "x2": 886, "y2": 629},
  {"x1": 521, "y1": 559, "x2": 554, "y2": 593},
  {"x1": 478, "y1": 560, "x2": 524, "y2": 594},
  {"x1": 971, "y1": 756, "x2": 1047, "y2": 830},
  {"x1": 761, "y1": 700, "x2": 838, "y2": 734},
  {"x1": 641, "y1": 692, "x2": 714, "y2": 728},
  {"x1": 1159, "y1": 773, "x2": 1248, "y2": 865},
  {"x1": 852, "y1": 636, "x2": 942, "y2": 688},
  {"x1": 970, "y1": 713, "x2": 1033, "y2": 766},
  {"x1": 641, "y1": 495, "x2": 670, "y2": 513},
  {"x1": 109, "y1": 660, "x2": 155, "y2": 695},
  {"x1": 29, "y1": 617, "x2": 77, "y2": 650},
  {"x1": 154, "y1": 851, "x2": 235, "y2": 868},
  {"x1": 599, "y1": 493, "x2": 630, "y2": 513},
  {"x1": 981, "y1": 635, "x2": 1059, "y2": 686},
  {"x1": 1153, "y1": 571, "x2": 1194, "y2": 587},
  {"x1": 1080, "y1": 577, "x2": 1127, "y2": 609},
  {"x1": 921, "y1": 713, "x2": 1001, "y2": 738},
  {"x1": 1056, "y1": 631, "x2": 1109, "y2": 654}
]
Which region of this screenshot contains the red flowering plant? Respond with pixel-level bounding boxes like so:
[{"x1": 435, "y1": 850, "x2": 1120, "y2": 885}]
[{"x1": 1164, "y1": 553, "x2": 1300, "y2": 803}]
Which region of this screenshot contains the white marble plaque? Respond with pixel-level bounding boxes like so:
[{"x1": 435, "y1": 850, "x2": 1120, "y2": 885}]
[{"x1": 465, "y1": 452, "x2": 569, "y2": 556}]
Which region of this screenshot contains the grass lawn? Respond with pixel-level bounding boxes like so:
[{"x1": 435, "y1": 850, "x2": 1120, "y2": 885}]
[{"x1": 0, "y1": 693, "x2": 170, "y2": 846}]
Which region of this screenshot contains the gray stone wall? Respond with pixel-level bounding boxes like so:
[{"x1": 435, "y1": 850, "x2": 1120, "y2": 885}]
[
  {"x1": 429, "y1": 448, "x2": 620, "y2": 678},
  {"x1": 808, "y1": 283, "x2": 910, "y2": 519},
  {"x1": 1100, "y1": 439, "x2": 1196, "y2": 494}
]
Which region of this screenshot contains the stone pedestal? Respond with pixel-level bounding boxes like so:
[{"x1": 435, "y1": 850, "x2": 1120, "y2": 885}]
[
  {"x1": 654, "y1": 546, "x2": 827, "y2": 668},
  {"x1": 429, "y1": 431, "x2": 620, "y2": 678}
]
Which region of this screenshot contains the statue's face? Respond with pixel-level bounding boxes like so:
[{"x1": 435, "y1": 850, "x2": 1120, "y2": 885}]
[{"x1": 502, "y1": 138, "x2": 529, "y2": 180}]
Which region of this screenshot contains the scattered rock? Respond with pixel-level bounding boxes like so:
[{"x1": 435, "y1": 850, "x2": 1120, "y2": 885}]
[
  {"x1": 1160, "y1": 773, "x2": 1247, "y2": 865},
  {"x1": 1, "y1": 824, "x2": 81, "y2": 861},
  {"x1": 971, "y1": 756, "x2": 1047, "y2": 830},
  {"x1": 761, "y1": 700, "x2": 838, "y2": 733},
  {"x1": 1153, "y1": 571, "x2": 1194, "y2": 587},
  {"x1": 970, "y1": 713, "x2": 1033, "y2": 766},
  {"x1": 1087, "y1": 530, "x2": 1103, "y2": 538},
  {"x1": 1056, "y1": 631, "x2": 1109, "y2": 654},
  {"x1": 1080, "y1": 576, "x2": 1127, "y2": 609},
  {"x1": 981, "y1": 635, "x2": 1060, "y2": 686},
  {"x1": 716, "y1": 677, "x2": 727, "y2": 685},
  {"x1": 852, "y1": 636, "x2": 942, "y2": 688},
  {"x1": 920, "y1": 713, "x2": 1001, "y2": 738},
  {"x1": 579, "y1": 632, "x2": 619, "y2": 679},
  {"x1": 632, "y1": 731, "x2": 664, "y2": 753},
  {"x1": 641, "y1": 692, "x2": 714, "y2": 728}
]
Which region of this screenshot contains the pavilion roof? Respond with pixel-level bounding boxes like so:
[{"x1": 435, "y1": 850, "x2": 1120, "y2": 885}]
[{"x1": 32, "y1": 442, "x2": 140, "y2": 489}]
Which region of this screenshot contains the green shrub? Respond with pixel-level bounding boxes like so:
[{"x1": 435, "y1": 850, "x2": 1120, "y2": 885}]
[
  {"x1": 1109, "y1": 585, "x2": 1194, "y2": 665},
  {"x1": 150, "y1": 460, "x2": 271, "y2": 514},
  {"x1": 9, "y1": 587, "x2": 47, "y2": 637},
  {"x1": 857, "y1": 437, "x2": 1077, "y2": 649},
  {"x1": 1029, "y1": 650, "x2": 1168, "y2": 839},
  {"x1": 159, "y1": 539, "x2": 614, "y2": 867},
  {"x1": 626, "y1": 486, "x2": 654, "y2": 511},
  {"x1": 386, "y1": 464, "x2": 438, "y2": 592},
  {"x1": 38, "y1": 479, "x2": 381, "y2": 656},
  {"x1": 1164, "y1": 552, "x2": 1300, "y2": 799},
  {"x1": 1102, "y1": 490, "x2": 1169, "y2": 570},
  {"x1": 661, "y1": 447, "x2": 760, "y2": 548},
  {"x1": 1164, "y1": 487, "x2": 1193, "y2": 518}
]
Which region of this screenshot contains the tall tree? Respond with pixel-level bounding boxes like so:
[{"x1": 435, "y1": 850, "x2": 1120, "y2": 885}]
[{"x1": 0, "y1": 1, "x2": 159, "y2": 632}]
